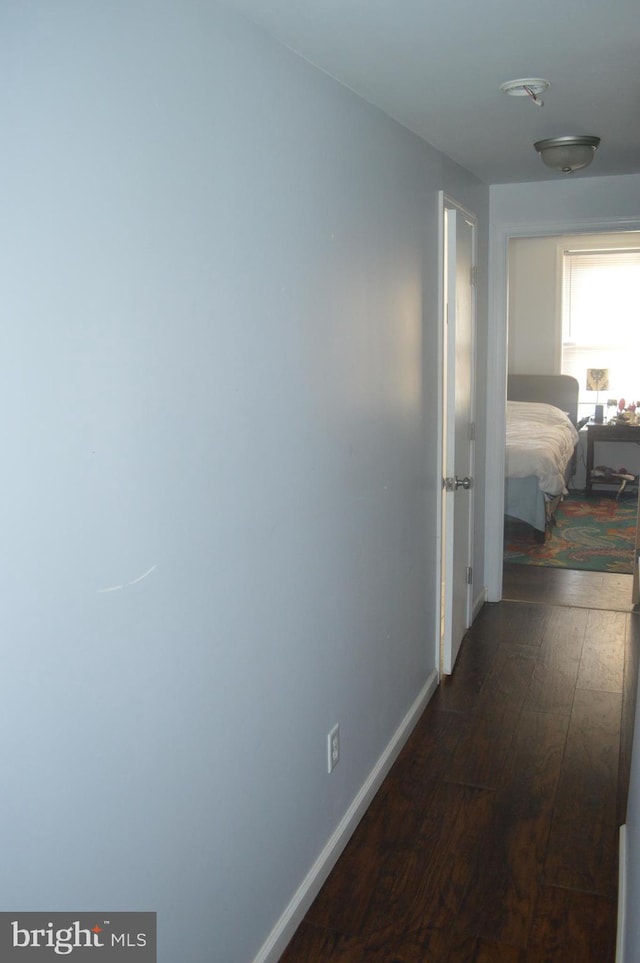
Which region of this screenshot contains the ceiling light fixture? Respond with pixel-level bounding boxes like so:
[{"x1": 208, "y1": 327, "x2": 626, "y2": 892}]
[
  {"x1": 534, "y1": 135, "x2": 601, "y2": 173},
  {"x1": 500, "y1": 78, "x2": 549, "y2": 107}
]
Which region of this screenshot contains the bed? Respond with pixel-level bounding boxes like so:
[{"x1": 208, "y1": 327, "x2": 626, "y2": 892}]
[{"x1": 505, "y1": 374, "x2": 581, "y2": 541}]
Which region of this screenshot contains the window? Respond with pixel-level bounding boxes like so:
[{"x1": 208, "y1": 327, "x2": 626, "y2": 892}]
[{"x1": 562, "y1": 248, "x2": 640, "y2": 418}]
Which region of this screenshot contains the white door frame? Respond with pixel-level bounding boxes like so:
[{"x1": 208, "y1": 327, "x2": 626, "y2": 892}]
[
  {"x1": 435, "y1": 191, "x2": 477, "y2": 674},
  {"x1": 484, "y1": 214, "x2": 640, "y2": 602}
]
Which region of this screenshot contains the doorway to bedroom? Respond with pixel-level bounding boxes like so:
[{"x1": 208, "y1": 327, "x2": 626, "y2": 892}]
[{"x1": 503, "y1": 230, "x2": 640, "y2": 579}]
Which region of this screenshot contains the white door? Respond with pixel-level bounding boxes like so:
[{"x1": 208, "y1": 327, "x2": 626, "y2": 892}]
[{"x1": 441, "y1": 201, "x2": 476, "y2": 674}]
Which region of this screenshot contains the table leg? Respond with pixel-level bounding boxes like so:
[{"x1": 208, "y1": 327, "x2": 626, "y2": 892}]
[{"x1": 586, "y1": 432, "x2": 594, "y2": 495}]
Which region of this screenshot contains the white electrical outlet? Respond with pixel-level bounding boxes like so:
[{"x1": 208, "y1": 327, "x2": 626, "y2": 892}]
[{"x1": 327, "y1": 724, "x2": 340, "y2": 773}]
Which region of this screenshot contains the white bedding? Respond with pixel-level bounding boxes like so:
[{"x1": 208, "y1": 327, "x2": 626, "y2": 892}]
[{"x1": 506, "y1": 400, "x2": 579, "y2": 496}]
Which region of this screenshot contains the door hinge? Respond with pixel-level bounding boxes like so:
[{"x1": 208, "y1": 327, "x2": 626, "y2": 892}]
[
  {"x1": 470, "y1": 265, "x2": 478, "y2": 287},
  {"x1": 469, "y1": 421, "x2": 476, "y2": 442},
  {"x1": 466, "y1": 565, "x2": 473, "y2": 585}
]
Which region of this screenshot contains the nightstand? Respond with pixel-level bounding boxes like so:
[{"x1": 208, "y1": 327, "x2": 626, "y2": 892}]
[{"x1": 585, "y1": 421, "x2": 640, "y2": 495}]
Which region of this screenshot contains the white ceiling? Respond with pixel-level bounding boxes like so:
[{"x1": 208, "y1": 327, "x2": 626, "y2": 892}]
[{"x1": 221, "y1": 0, "x2": 640, "y2": 184}]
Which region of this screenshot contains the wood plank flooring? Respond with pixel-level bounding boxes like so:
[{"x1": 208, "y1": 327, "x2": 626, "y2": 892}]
[
  {"x1": 503, "y1": 563, "x2": 635, "y2": 612},
  {"x1": 279, "y1": 571, "x2": 640, "y2": 962}
]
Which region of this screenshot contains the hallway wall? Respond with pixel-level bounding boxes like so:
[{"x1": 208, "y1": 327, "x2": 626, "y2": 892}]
[{"x1": 1, "y1": 2, "x2": 488, "y2": 961}]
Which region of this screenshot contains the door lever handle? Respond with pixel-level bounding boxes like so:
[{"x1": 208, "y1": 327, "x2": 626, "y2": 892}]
[{"x1": 443, "y1": 476, "x2": 473, "y2": 491}]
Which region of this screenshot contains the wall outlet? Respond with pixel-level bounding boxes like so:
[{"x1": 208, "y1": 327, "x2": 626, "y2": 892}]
[{"x1": 327, "y1": 724, "x2": 340, "y2": 773}]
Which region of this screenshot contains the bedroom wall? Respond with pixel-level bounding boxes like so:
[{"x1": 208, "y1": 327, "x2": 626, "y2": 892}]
[
  {"x1": 507, "y1": 237, "x2": 559, "y2": 374},
  {"x1": 1, "y1": 2, "x2": 488, "y2": 962}
]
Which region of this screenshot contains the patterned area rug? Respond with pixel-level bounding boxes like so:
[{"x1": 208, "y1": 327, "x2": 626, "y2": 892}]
[{"x1": 504, "y1": 493, "x2": 637, "y2": 574}]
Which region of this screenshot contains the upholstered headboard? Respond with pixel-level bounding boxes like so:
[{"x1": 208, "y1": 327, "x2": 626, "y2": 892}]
[{"x1": 507, "y1": 374, "x2": 580, "y2": 426}]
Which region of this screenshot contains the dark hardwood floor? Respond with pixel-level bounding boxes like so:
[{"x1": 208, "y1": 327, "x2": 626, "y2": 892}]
[
  {"x1": 503, "y1": 562, "x2": 636, "y2": 613},
  {"x1": 280, "y1": 569, "x2": 640, "y2": 962}
]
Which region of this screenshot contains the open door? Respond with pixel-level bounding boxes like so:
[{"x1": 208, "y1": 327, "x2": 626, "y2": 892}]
[{"x1": 440, "y1": 198, "x2": 476, "y2": 674}]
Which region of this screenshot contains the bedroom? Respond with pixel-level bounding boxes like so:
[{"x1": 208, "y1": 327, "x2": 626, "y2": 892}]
[{"x1": 504, "y1": 230, "x2": 640, "y2": 575}]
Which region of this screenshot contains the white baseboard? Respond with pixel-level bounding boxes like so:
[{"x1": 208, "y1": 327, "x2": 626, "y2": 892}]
[
  {"x1": 616, "y1": 824, "x2": 627, "y2": 963},
  {"x1": 252, "y1": 668, "x2": 439, "y2": 963}
]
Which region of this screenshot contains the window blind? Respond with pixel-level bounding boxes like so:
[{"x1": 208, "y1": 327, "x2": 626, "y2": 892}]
[{"x1": 561, "y1": 249, "x2": 640, "y2": 411}]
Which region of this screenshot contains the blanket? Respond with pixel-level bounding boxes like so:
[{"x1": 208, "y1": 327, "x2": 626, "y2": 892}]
[{"x1": 505, "y1": 400, "x2": 579, "y2": 496}]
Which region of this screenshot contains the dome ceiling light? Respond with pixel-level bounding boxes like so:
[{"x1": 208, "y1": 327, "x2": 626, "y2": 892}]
[
  {"x1": 534, "y1": 135, "x2": 601, "y2": 173},
  {"x1": 500, "y1": 78, "x2": 549, "y2": 107}
]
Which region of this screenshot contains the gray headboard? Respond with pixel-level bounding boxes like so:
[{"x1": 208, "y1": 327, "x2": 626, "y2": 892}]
[{"x1": 507, "y1": 374, "x2": 580, "y2": 426}]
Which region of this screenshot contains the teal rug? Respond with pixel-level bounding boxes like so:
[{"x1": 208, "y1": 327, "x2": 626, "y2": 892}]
[{"x1": 504, "y1": 493, "x2": 637, "y2": 574}]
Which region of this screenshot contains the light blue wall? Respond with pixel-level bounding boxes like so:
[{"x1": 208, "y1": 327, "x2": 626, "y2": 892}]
[
  {"x1": 491, "y1": 173, "x2": 640, "y2": 226},
  {"x1": 1, "y1": 2, "x2": 488, "y2": 960}
]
